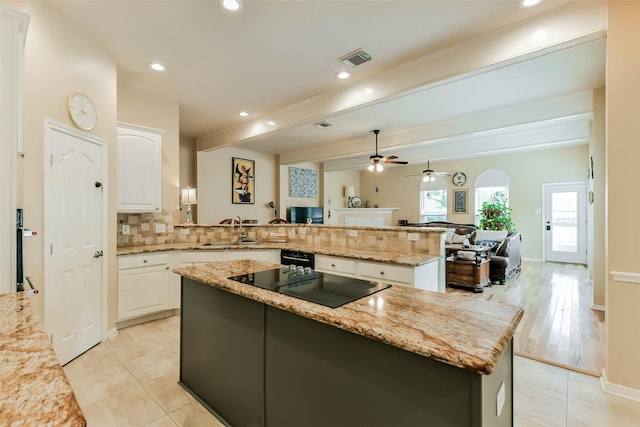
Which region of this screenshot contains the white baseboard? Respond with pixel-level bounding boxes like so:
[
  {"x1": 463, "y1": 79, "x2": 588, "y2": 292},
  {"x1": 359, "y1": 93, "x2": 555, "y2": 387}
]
[
  {"x1": 601, "y1": 369, "x2": 640, "y2": 402},
  {"x1": 522, "y1": 257, "x2": 543, "y2": 263},
  {"x1": 107, "y1": 327, "x2": 118, "y2": 340},
  {"x1": 590, "y1": 304, "x2": 605, "y2": 312}
]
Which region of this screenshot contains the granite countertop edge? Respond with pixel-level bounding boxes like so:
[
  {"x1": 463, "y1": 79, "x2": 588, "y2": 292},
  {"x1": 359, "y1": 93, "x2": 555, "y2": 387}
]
[
  {"x1": 116, "y1": 243, "x2": 439, "y2": 267},
  {"x1": 0, "y1": 293, "x2": 86, "y2": 427},
  {"x1": 174, "y1": 260, "x2": 523, "y2": 375}
]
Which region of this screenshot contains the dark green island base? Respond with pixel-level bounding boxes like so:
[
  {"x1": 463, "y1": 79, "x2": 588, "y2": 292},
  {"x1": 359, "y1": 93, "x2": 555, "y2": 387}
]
[{"x1": 179, "y1": 276, "x2": 514, "y2": 427}]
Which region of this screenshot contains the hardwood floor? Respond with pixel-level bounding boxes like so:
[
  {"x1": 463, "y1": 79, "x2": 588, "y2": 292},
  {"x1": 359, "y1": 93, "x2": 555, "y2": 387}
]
[{"x1": 447, "y1": 261, "x2": 606, "y2": 376}]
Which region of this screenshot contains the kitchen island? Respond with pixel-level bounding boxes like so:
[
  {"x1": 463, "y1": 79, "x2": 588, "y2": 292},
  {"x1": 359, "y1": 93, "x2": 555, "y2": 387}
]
[
  {"x1": 175, "y1": 260, "x2": 523, "y2": 427},
  {"x1": 0, "y1": 293, "x2": 86, "y2": 426}
]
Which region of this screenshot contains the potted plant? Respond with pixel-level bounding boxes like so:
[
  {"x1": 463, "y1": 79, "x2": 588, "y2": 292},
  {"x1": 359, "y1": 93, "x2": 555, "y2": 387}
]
[{"x1": 479, "y1": 192, "x2": 516, "y2": 232}]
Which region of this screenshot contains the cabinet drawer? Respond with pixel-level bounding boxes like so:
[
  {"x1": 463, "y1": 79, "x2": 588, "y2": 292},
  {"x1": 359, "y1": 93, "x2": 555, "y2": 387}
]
[
  {"x1": 178, "y1": 251, "x2": 225, "y2": 265},
  {"x1": 315, "y1": 255, "x2": 357, "y2": 275},
  {"x1": 358, "y1": 261, "x2": 412, "y2": 284},
  {"x1": 118, "y1": 253, "x2": 169, "y2": 269}
]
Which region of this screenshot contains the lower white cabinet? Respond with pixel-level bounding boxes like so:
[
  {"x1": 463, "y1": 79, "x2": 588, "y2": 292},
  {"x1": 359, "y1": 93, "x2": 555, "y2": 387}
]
[
  {"x1": 118, "y1": 253, "x2": 171, "y2": 321},
  {"x1": 316, "y1": 254, "x2": 440, "y2": 292}
]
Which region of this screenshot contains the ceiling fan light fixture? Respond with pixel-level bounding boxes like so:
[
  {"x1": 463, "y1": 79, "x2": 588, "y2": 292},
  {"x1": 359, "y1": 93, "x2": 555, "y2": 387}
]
[
  {"x1": 520, "y1": 0, "x2": 542, "y2": 8},
  {"x1": 368, "y1": 164, "x2": 375, "y2": 172},
  {"x1": 376, "y1": 163, "x2": 383, "y2": 172}
]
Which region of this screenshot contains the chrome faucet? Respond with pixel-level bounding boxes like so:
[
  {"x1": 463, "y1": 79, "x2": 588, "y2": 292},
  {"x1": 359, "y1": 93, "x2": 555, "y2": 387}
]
[{"x1": 231, "y1": 216, "x2": 247, "y2": 241}]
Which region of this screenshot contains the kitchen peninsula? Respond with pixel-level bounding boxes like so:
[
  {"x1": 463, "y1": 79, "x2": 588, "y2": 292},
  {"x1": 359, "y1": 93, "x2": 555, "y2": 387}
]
[
  {"x1": 175, "y1": 260, "x2": 523, "y2": 427},
  {"x1": 0, "y1": 293, "x2": 86, "y2": 426}
]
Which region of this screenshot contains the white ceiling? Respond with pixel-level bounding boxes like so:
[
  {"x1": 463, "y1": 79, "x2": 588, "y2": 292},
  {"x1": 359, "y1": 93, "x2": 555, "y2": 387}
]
[{"x1": 46, "y1": 0, "x2": 605, "y2": 170}]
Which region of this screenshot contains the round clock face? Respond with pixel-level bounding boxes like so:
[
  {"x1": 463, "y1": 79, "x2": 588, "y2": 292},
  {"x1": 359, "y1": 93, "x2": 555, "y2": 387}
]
[
  {"x1": 351, "y1": 196, "x2": 362, "y2": 207},
  {"x1": 68, "y1": 92, "x2": 97, "y2": 131},
  {"x1": 452, "y1": 172, "x2": 466, "y2": 186}
]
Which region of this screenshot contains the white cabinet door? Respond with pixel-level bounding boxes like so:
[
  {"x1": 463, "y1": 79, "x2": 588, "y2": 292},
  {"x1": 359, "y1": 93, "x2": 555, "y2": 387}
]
[
  {"x1": 118, "y1": 254, "x2": 170, "y2": 320},
  {"x1": 315, "y1": 255, "x2": 357, "y2": 277},
  {"x1": 117, "y1": 122, "x2": 163, "y2": 212},
  {"x1": 358, "y1": 261, "x2": 413, "y2": 287}
]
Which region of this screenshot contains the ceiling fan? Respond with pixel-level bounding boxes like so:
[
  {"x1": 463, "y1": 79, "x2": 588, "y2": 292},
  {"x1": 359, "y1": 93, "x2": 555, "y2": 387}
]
[
  {"x1": 367, "y1": 129, "x2": 408, "y2": 172},
  {"x1": 405, "y1": 161, "x2": 450, "y2": 182}
]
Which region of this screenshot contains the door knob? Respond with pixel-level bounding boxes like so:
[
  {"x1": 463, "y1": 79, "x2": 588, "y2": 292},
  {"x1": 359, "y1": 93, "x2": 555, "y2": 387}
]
[
  {"x1": 95, "y1": 181, "x2": 102, "y2": 188},
  {"x1": 93, "y1": 250, "x2": 103, "y2": 258}
]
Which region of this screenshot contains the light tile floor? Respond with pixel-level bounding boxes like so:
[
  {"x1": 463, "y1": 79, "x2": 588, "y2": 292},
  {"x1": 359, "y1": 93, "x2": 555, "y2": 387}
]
[{"x1": 64, "y1": 316, "x2": 640, "y2": 427}]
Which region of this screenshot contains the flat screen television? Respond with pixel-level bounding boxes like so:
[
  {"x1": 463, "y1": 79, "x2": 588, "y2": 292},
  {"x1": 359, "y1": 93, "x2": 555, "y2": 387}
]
[{"x1": 288, "y1": 206, "x2": 323, "y2": 224}]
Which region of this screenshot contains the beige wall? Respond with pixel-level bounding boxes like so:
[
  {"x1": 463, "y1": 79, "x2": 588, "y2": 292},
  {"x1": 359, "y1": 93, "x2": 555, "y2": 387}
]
[
  {"x1": 197, "y1": 146, "x2": 278, "y2": 224},
  {"x1": 12, "y1": 0, "x2": 118, "y2": 326},
  {"x1": 117, "y1": 85, "x2": 180, "y2": 216},
  {"x1": 606, "y1": 0, "x2": 640, "y2": 391},
  {"x1": 179, "y1": 135, "x2": 197, "y2": 223},
  {"x1": 357, "y1": 144, "x2": 589, "y2": 260},
  {"x1": 591, "y1": 88, "x2": 606, "y2": 308},
  {"x1": 323, "y1": 169, "x2": 361, "y2": 225}
]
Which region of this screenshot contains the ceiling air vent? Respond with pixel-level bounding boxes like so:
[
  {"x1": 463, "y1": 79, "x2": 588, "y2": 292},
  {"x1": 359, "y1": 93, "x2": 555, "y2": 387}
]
[
  {"x1": 314, "y1": 120, "x2": 333, "y2": 128},
  {"x1": 339, "y1": 49, "x2": 372, "y2": 67}
]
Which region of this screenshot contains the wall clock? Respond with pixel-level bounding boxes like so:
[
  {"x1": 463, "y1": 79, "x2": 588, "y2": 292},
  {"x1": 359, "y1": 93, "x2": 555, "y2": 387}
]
[
  {"x1": 351, "y1": 196, "x2": 362, "y2": 207},
  {"x1": 452, "y1": 172, "x2": 466, "y2": 187},
  {"x1": 68, "y1": 92, "x2": 97, "y2": 131}
]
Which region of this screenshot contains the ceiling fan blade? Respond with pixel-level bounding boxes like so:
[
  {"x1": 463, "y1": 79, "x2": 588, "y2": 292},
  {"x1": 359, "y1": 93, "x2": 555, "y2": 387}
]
[
  {"x1": 385, "y1": 155, "x2": 399, "y2": 160},
  {"x1": 385, "y1": 160, "x2": 408, "y2": 165},
  {"x1": 435, "y1": 172, "x2": 450, "y2": 176}
]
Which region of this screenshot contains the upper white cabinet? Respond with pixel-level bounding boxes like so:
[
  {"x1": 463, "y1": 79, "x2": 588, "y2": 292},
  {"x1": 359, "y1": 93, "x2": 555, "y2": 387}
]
[{"x1": 117, "y1": 122, "x2": 163, "y2": 212}]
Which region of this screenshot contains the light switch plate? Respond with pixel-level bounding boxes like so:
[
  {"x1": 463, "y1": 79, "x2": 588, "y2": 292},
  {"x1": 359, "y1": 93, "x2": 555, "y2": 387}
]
[
  {"x1": 180, "y1": 228, "x2": 190, "y2": 235},
  {"x1": 122, "y1": 224, "x2": 130, "y2": 235},
  {"x1": 155, "y1": 223, "x2": 166, "y2": 233},
  {"x1": 407, "y1": 232, "x2": 419, "y2": 241},
  {"x1": 348, "y1": 230, "x2": 358, "y2": 237}
]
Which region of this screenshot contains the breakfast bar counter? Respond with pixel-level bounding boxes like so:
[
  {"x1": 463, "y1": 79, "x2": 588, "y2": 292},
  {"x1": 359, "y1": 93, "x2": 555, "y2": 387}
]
[
  {"x1": 175, "y1": 260, "x2": 523, "y2": 427},
  {"x1": 0, "y1": 293, "x2": 85, "y2": 426}
]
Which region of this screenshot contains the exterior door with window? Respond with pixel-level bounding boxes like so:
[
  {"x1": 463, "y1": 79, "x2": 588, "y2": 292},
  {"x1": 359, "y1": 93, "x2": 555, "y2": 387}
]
[{"x1": 543, "y1": 183, "x2": 587, "y2": 264}]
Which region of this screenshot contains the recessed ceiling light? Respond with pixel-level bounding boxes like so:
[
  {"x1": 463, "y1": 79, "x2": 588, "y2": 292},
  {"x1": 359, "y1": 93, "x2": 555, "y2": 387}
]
[
  {"x1": 267, "y1": 121, "x2": 276, "y2": 126},
  {"x1": 149, "y1": 63, "x2": 165, "y2": 71},
  {"x1": 336, "y1": 71, "x2": 351, "y2": 80},
  {"x1": 520, "y1": 0, "x2": 542, "y2": 7},
  {"x1": 221, "y1": 0, "x2": 241, "y2": 11},
  {"x1": 239, "y1": 111, "x2": 249, "y2": 117}
]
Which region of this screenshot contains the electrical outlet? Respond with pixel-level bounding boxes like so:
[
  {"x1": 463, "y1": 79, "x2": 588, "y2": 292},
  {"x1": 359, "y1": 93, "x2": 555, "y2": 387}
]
[
  {"x1": 155, "y1": 223, "x2": 166, "y2": 233},
  {"x1": 180, "y1": 228, "x2": 190, "y2": 235},
  {"x1": 496, "y1": 381, "x2": 505, "y2": 417},
  {"x1": 348, "y1": 230, "x2": 358, "y2": 237},
  {"x1": 122, "y1": 224, "x2": 130, "y2": 235},
  {"x1": 407, "y1": 232, "x2": 419, "y2": 241}
]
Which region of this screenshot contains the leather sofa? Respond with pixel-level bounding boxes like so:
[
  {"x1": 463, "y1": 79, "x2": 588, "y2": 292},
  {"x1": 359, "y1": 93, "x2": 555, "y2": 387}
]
[{"x1": 410, "y1": 221, "x2": 522, "y2": 284}]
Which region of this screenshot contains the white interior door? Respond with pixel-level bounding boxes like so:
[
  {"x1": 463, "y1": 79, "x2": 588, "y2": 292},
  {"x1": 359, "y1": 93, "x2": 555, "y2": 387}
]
[
  {"x1": 543, "y1": 182, "x2": 587, "y2": 264},
  {"x1": 45, "y1": 120, "x2": 105, "y2": 365}
]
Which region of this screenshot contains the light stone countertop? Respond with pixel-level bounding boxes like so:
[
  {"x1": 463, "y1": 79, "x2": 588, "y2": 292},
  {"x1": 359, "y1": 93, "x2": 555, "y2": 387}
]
[
  {"x1": 0, "y1": 293, "x2": 86, "y2": 426},
  {"x1": 116, "y1": 242, "x2": 438, "y2": 267},
  {"x1": 174, "y1": 259, "x2": 523, "y2": 375}
]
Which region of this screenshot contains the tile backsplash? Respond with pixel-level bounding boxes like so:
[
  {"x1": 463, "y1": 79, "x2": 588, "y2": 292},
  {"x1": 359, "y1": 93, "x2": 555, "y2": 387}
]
[{"x1": 117, "y1": 212, "x2": 445, "y2": 256}]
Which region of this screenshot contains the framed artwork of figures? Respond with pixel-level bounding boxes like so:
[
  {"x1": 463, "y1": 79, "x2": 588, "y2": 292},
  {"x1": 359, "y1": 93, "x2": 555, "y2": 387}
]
[{"x1": 232, "y1": 157, "x2": 255, "y2": 204}]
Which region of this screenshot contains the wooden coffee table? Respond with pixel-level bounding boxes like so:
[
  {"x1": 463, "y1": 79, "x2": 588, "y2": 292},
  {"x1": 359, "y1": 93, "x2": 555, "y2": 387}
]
[{"x1": 445, "y1": 245, "x2": 491, "y2": 293}]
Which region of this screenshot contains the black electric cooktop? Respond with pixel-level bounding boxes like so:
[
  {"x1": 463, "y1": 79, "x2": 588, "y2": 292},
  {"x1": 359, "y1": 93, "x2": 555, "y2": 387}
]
[{"x1": 228, "y1": 268, "x2": 391, "y2": 308}]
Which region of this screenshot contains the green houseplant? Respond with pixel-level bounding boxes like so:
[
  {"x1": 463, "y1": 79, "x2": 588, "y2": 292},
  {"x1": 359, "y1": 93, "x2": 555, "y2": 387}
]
[{"x1": 478, "y1": 192, "x2": 516, "y2": 232}]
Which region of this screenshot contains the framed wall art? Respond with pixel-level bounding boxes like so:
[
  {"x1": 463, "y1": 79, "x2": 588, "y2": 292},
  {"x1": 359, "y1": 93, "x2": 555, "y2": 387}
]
[
  {"x1": 453, "y1": 189, "x2": 468, "y2": 214},
  {"x1": 232, "y1": 157, "x2": 255, "y2": 204},
  {"x1": 289, "y1": 167, "x2": 318, "y2": 198}
]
